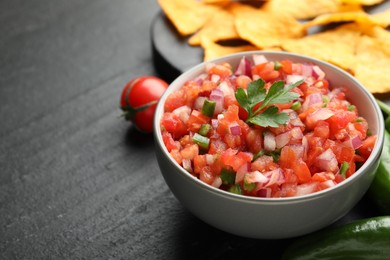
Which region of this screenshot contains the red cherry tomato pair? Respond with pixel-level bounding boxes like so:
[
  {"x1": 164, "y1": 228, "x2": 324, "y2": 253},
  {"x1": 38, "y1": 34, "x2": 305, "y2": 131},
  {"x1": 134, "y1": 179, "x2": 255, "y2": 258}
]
[{"x1": 120, "y1": 76, "x2": 168, "y2": 133}]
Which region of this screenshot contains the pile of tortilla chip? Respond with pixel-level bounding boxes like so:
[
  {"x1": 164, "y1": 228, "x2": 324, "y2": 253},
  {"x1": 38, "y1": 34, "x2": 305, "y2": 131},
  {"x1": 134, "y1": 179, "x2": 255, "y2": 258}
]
[{"x1": 157, "y1": 0, "x2": 390, "y2": 93}]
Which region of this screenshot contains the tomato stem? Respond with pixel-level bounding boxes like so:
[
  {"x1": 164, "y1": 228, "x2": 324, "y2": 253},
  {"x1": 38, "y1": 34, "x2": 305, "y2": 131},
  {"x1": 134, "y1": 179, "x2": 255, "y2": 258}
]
[{"x1": 120, "y1": 100, "x2": 158, "y2": 121}]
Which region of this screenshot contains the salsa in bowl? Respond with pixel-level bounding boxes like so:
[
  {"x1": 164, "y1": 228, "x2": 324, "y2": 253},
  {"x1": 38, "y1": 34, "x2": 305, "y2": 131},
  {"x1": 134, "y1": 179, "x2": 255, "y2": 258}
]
[{"x1": 153, "y1": 51, "x2": 384, "y2": 239}]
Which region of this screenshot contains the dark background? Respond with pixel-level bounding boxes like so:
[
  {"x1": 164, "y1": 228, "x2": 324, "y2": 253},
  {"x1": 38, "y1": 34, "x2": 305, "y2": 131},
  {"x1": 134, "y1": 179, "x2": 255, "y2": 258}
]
[{"x1": 0, "y1": 0, "x2": 386, "y2": 259}]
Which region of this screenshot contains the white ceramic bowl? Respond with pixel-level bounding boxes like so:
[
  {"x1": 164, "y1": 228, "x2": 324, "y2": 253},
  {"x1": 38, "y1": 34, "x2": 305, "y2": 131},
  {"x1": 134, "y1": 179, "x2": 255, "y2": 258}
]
[{"x1": 153, "y1": 51, "x2": 384, "y2": 239}]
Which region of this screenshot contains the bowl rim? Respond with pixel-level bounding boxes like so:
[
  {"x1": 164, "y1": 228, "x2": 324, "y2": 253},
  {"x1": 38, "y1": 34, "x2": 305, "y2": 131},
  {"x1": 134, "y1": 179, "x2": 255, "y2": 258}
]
[{"x1": 153, "y1": 50, "x2": 385, "y2": 203}]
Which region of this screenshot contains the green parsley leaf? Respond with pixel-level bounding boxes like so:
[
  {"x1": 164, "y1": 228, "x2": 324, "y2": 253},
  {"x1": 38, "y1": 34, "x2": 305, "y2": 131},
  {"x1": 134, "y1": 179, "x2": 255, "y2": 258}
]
[
  {"x1": 248, "y1": 106, "x2": 290, "y2": 128},
  {"x1": 235, "y1": 78, "x2": 303, "y2": 128}
]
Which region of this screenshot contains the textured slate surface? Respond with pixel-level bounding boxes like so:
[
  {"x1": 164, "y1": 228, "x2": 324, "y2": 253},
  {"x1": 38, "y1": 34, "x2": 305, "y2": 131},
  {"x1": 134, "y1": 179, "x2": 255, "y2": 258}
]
[{"x1": 0, "y1": 1, "x2": 385, "y2": 259}]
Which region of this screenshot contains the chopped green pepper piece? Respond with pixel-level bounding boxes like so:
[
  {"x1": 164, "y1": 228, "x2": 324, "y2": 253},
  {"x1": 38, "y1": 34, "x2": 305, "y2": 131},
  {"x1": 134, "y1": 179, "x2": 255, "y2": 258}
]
[
  {"x1": 243, "y1": 174, "x2": 256, "y2": 192},
  {"x1": 274, "y1": 61, "x2": 282, "y2": 70},
  {"x1": 322, "y1": 95, "x2": 330, "y2": 105},
  {"x1": 220, "y1": 168, "x2": 236, "y2": 185},
  {"x1": 201, "y1": 99, "x2": 216, "y2": 117},
  {"x1": 282, "y1": 216, "x2": 390, "y2": 260},
  {"x1": 229, "y1": 184, "x2": 242, "y2": 195},
  {"x1": 290, "y1": 101, "x2": 301, "y2": 111},
  {"x1": 340, "y1": 162, "x2": 350, "y2": 178},
  {"x1": 192, "y1": 133, "x2": 210, "y2": 150},
  {"x1": 199, "y1": 123, "x2": 211, "y2": 136},
  {"x1": 252, "y1": 149, "x2": 265, "y2": 162},
  {"x1": 347, "y1": 104, "x2": 356, "y2": 111}
]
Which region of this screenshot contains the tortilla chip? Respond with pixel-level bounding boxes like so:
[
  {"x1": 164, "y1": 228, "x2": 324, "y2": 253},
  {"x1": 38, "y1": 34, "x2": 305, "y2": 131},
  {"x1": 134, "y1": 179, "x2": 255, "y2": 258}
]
[
  {"x1": 303, "y1": 11, "x2": 378, "y2": 29},
  {"x1": 157, "y1": 0, "x2": 222, "y2": 36},
  {"x1": 281, "y1": 23, "x2": 363, "y2": 72},
  {"x1": 201, "y1": 36, "x2": 258, "y2": 61},
  {"x1": 340, "y1": 0, "x2": 384, "y2": 5},
  {"x1": 200, "y1": 0, "x2": 231, "y2": 4},
  {"x1": 354, "y1": 35, "x2": 390, "y2": 93},
  {"x1": 371, "y1": 8, "x2": 390, "y2": 27},
  {"x1": 262, "y1": 0, "x2": 362, "y2": 20},
  {"x1": 232, "y1": 4, "x2": 306, "y2": 49},
  {"x1": 188, "y1": 7, "x2": 240, "y2": 46}
]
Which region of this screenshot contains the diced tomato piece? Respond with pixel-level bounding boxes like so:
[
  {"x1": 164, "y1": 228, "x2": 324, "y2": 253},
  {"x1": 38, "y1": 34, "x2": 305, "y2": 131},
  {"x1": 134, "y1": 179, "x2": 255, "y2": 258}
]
[
  {"x1": 346, "y1": 160, "x2": 356, "y2": 178},
  {"x1": 221, "y1": 148, "x2": 252, "y2": 172},
  {"x1": 162, "y1": 131, "x2": 178, "y2": 152},
  {"x1": 236, "y1": 75, "x2": 252, "y2": 89},
  {"x1": 312, "y1": 172, "x2": 335, "y2": 182},
  {"x1": 170, "y1": 149, "x2": 182, "y2": 165},
  {"x1": 207, "y1": 63, "x2": 232, "y2": 80},
  {"x1": 180, "y1": 144, "x2": 199, "y2": 160},
  {"x1": 353, "y1": 118, "x2": 368, "y2": 140},
  {"x1": 294, "y1": 159, "x2": 312, "y2": 184},
  {"x1": 209, "y1": 139, "x2": 228, "y2": 154},
  {"x1": 193, "y1": 155, "x2": 206, "y2": 175},
  {"x1": 246, "y1": 128, "x2": 263, "y2": 153},
  {"x1": 201, "y1": 80, "x2": 217, "y2": 92},
  {"x1": 161, "y1": 112, "x2": 188, "y2": 139},
  {"x1": 313, "y1": 121, "x2": 330, "y2": 139},
  {"x1": 279, "y1": 146, "x2": 311, "y2": 184},
  {"x1": 280, "y1": 183, "x2": 297, "y2": 197},
  {"x1": 224, "y1": 133, "x2": 243, "y2": 149},
  {"x1": 252, "y1": 62, "x2": 280, "y2": 82},
  {"x1": 186, "y1": 110, "x2": 210, "y2": 132},
  {"x1": 325, "y1": 140, "x2": 355, "y2": 164},
  {"x1": 280, "y1": 60, "x2": 293, "y2": 74},
  {"x1": 199, "y1": 166, "x2": 215, "y2": 185},
  {"x1": 328, "y1": 110, "x2": 357, "y2": 137},
  {"x1": 179, "y1": 135, "x2": 192, "y2": 147},
  {"x1": 224, "y1": 104, "x2": 240, "y2": 122},
  {"x1": 357, "y1": 135, "x2": 377, "y2": 160},
  {"x1": 164, "y1": 91, "x2": 186, "y2": 112}
]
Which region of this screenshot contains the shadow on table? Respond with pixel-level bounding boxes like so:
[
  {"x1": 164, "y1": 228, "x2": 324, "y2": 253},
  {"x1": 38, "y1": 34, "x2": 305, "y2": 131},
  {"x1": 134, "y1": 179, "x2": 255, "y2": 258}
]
[
  {"x1": 170, "y1": 193, "x2": 382, "y2": 260},
  {"x1": 171, "y1": 210, "x2": 293, "y2": 260},
  {"x1": 124, "y1": 126, "x2": 155, "y2": 148}
]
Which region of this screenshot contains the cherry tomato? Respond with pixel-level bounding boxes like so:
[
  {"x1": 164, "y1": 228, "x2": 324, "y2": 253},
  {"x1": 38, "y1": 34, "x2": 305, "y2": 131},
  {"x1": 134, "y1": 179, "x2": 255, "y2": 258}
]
[{"x1": 120, "y1": 76, "x2": 168, "y2": 133}]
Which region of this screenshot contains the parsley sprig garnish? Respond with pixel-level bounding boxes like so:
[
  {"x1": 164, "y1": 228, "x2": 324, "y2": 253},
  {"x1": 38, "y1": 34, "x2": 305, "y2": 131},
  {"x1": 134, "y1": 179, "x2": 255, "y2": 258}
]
[{"x1": 235, "y1": 79, "x2": 303, "y2": 128}]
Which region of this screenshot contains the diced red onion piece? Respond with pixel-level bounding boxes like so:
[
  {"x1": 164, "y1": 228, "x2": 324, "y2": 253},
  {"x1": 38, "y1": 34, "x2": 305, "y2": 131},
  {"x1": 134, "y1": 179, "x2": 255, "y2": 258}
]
[
  {"x1": 211, "y1": 74, "x2": 220, "y2": 83},
  {"x1": 264, "y1": 131, "x2": 276, "y2": 152},
  {"x1": 302, "y1": 136, "x2": 309, "y2": 161},
  {"x1": 308, "y1": 108, "x2": 334, "y2": 124},
  {"x1": 301, "y1": 64, "x2": 313, "y2": 77},
  {"x1": 229, "y1": 122, "x2": 241, "y2": 135},
  {"x1": 315, "y1": 148, "x2": 339, "y2": 172},
  {"x1": 264, "y1": 169, "x2": 285, "y2": 187},
  {"x1": 290, "y1": 127, "x2": 304, "y2": 140},
  {"x1": 194, "y1": 96, "x2": 207, "y2": 111},
  {"x1": 234, "y1": 56, "x2": 252, "y2": 77},
  {"x1": 245, "y1": 170, "x2": 268, "y2": 184},
  {"x1": 257, "y1": 188, "x2": 272, "y2": 198},
  {"x1": 205, "y1": 154, "x2": 215, "y2": 165},
  {"x1": 343, "y1": 135, "x2": 363, "y2": 149},
  {"x1": 286, "y1": 74, "x2": 305, "y2": 85},
  {"x1": 291, "y1": 144, "x2": 305, "y2": 159},
  {"x1": 211, "y1": 119, "x2": 219, "y2": 128},
  {"x1": 309, "y1": 92, "x2": 323, "y2": 106},
  {"x1": 351, "y1": 135, "x2": 363, "y2": 149},
  {"x1": 211, "y1": 177, "x2": 222, "y2": 188},
  {"x1": 296, "y1": 183, "x2": 318, "y2": 197},
  {"x1": 218, "y1": 81, "x2": 234, "y2": 97},
  {"x1": 276, "y1": 131, "x2": 291, "y2": 149},
  {"x1": 172, "y1": 105, "x2": 192, "y2": 123},
  {"x1": 193, "y1": 73, "x2": 207, "y2": 85},
  {"x1": 182, "y1": 159, "x2": 192, "y2": 173},
  {"x1": 235, "y1": 162, "x2": 250, "y2": 183},
  {"x1": 312, "y1": 65, "x2": 325, "y2": 80},
  {"x1": 321, "y1": 180, "x2": 336, "y2": 189},
  {"x1": 252, "y1": 54, "x2": 268, "y2": 65},
  {"x1": 210, "y1": 89, "x2": 224, "y2": 114}
]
